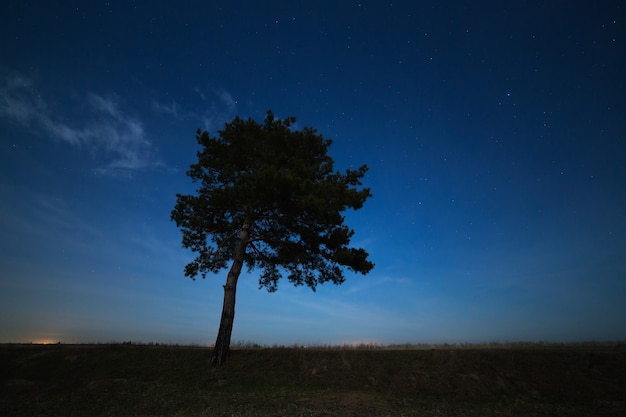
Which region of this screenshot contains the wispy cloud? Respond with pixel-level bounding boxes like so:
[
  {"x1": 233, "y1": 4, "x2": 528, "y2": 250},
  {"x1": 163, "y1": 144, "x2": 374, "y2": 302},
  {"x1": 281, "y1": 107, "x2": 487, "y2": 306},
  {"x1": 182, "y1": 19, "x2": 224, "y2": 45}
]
[
  {"x1": 0, "y1": 185, "x2": 104, "y2": 249},
  {"x1": 199, "y1": 88, "x2": 237, "y2": 131},
  {"x1": 152, "y1": 99, "x2": 183, "y2": 119},
  {"x1": 0, "y1": 71, "x2": 159, "y2": 176},
  {"x1": 153, "y1": 87, "x2": 238, "y2": 132}
]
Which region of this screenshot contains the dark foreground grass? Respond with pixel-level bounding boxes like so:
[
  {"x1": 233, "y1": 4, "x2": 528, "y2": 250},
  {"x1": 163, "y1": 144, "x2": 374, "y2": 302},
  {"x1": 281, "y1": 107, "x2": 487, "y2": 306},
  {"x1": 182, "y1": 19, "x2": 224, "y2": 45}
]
[{"x1": 1, "y1": 343, "x2": 625, "y2": 416}]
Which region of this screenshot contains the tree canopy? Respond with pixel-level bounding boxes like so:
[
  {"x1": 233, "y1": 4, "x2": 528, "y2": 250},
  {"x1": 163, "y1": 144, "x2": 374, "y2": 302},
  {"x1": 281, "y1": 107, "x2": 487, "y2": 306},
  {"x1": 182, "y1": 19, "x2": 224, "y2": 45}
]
[{"x1": 172, "y1": 111, "x2": 374, "y2": 292}]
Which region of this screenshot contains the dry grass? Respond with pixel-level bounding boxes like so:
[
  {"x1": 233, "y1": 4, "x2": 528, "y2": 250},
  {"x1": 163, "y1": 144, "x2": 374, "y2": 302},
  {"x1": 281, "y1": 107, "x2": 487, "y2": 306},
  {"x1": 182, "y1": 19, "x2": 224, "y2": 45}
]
[{"x1": 1, "y1": 342, "x2": 625, "y2": 416}]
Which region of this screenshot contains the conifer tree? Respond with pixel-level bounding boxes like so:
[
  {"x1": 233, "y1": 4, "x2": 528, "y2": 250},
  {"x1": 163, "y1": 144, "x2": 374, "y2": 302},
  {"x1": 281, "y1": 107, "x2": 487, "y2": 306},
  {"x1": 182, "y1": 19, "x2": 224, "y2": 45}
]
[{"x1": 172, "y1": 111, "x2": 374, "y2": 365}]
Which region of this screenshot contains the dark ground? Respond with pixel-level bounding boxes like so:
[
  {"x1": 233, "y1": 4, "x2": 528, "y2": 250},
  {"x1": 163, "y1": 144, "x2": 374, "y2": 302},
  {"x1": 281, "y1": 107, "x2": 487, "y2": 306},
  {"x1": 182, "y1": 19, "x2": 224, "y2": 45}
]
[{"x1": 1, "y1": 342, "x2": 625, "y2": 416}]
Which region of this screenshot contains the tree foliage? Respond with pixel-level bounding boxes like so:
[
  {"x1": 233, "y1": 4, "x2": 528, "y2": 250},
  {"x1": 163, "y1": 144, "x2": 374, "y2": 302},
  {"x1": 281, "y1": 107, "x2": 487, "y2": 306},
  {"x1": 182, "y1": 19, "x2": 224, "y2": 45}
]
[{"x1": 172, "y1": 111, "x2": 374, "y2": 292}]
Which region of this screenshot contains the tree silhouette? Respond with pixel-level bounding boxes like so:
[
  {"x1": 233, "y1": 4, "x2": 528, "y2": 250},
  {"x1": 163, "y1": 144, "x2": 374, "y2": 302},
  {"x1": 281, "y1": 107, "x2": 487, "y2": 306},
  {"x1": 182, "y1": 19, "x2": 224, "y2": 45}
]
[{"x1": 171, "y1": 111, "x2": 374, "y2": 365}]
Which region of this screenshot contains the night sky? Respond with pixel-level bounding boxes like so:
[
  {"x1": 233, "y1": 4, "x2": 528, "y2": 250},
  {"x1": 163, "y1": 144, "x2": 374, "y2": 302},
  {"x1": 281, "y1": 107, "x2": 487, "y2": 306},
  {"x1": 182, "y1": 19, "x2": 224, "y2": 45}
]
[{"x1": 1, "y1": 1, "x2": 625, "y2": 346}]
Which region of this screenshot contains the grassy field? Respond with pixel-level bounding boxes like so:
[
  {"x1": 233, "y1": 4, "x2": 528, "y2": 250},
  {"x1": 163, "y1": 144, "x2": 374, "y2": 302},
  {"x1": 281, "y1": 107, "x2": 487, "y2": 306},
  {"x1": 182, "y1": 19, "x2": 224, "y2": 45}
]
[{"x1": 1, "y1": 342, "x2": 625, "y2": 416}]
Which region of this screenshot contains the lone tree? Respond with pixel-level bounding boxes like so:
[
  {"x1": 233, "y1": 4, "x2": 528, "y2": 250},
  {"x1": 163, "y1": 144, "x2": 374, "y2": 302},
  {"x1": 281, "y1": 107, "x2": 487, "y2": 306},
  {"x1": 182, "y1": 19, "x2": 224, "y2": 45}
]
[{"x1": 171, "y1": 111, "x2": 374, "y2": 365}]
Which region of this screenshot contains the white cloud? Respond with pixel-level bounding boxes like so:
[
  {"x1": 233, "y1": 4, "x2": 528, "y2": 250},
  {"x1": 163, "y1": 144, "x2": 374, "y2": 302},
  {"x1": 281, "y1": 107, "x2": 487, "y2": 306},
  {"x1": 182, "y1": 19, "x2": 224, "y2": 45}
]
[
  {"x1": 217, "y1": 89, "x2": 237, "y2": 113},
  {"x1": 0, "y1": 71, "x2": 159, "y2": 175},
  {"x1": 152, "y1": 99, "x2": 183, "y2": 119},
  {"x1": 85, "y1": 93, "x2": 157, "y2": 175},
  {"x1": 153, "y1": 87, "x2": 238, "y2": 132},
  {"x1": 0, "y1": 185, "x2": 103, "y2": 244},
  {"x1": 197, "y1": 88, "x2": 238, "y2": 131}
]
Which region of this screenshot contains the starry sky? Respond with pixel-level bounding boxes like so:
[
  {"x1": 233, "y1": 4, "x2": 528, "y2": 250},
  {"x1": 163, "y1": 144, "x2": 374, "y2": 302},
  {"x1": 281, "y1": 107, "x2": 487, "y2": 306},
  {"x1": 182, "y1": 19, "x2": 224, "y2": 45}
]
[{"x1": 1, "y1": 1, "x2": 625, "y2": 346}]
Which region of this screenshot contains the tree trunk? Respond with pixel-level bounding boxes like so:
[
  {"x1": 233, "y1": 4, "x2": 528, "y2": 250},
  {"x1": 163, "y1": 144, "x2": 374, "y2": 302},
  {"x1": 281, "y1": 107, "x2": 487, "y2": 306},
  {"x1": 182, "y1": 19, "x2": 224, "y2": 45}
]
[{"x1": 210, "y1": 223, "x2": 250, "y2": 366}]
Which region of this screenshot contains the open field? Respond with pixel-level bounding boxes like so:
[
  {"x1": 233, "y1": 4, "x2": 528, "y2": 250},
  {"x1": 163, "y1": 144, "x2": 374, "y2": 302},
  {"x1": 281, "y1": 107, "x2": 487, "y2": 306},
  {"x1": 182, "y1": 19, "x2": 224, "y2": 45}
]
[{"x1": 1, "y1": 342, "x2": 625, "y2": 416}]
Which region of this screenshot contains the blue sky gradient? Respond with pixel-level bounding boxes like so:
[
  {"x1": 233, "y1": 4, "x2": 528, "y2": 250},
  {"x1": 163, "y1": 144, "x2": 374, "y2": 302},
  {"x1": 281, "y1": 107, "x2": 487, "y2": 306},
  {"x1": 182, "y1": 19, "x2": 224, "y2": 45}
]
[{"x1": 1, "y1": 1, "x2": 625, "y2": 345}]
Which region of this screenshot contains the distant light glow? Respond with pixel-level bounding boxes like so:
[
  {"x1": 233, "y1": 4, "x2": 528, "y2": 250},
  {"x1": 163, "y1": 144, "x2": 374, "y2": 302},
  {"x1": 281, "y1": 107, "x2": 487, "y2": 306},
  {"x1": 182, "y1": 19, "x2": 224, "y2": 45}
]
[{"x1": 32, "y1": 339, "x2": 58, "y2": 345}]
